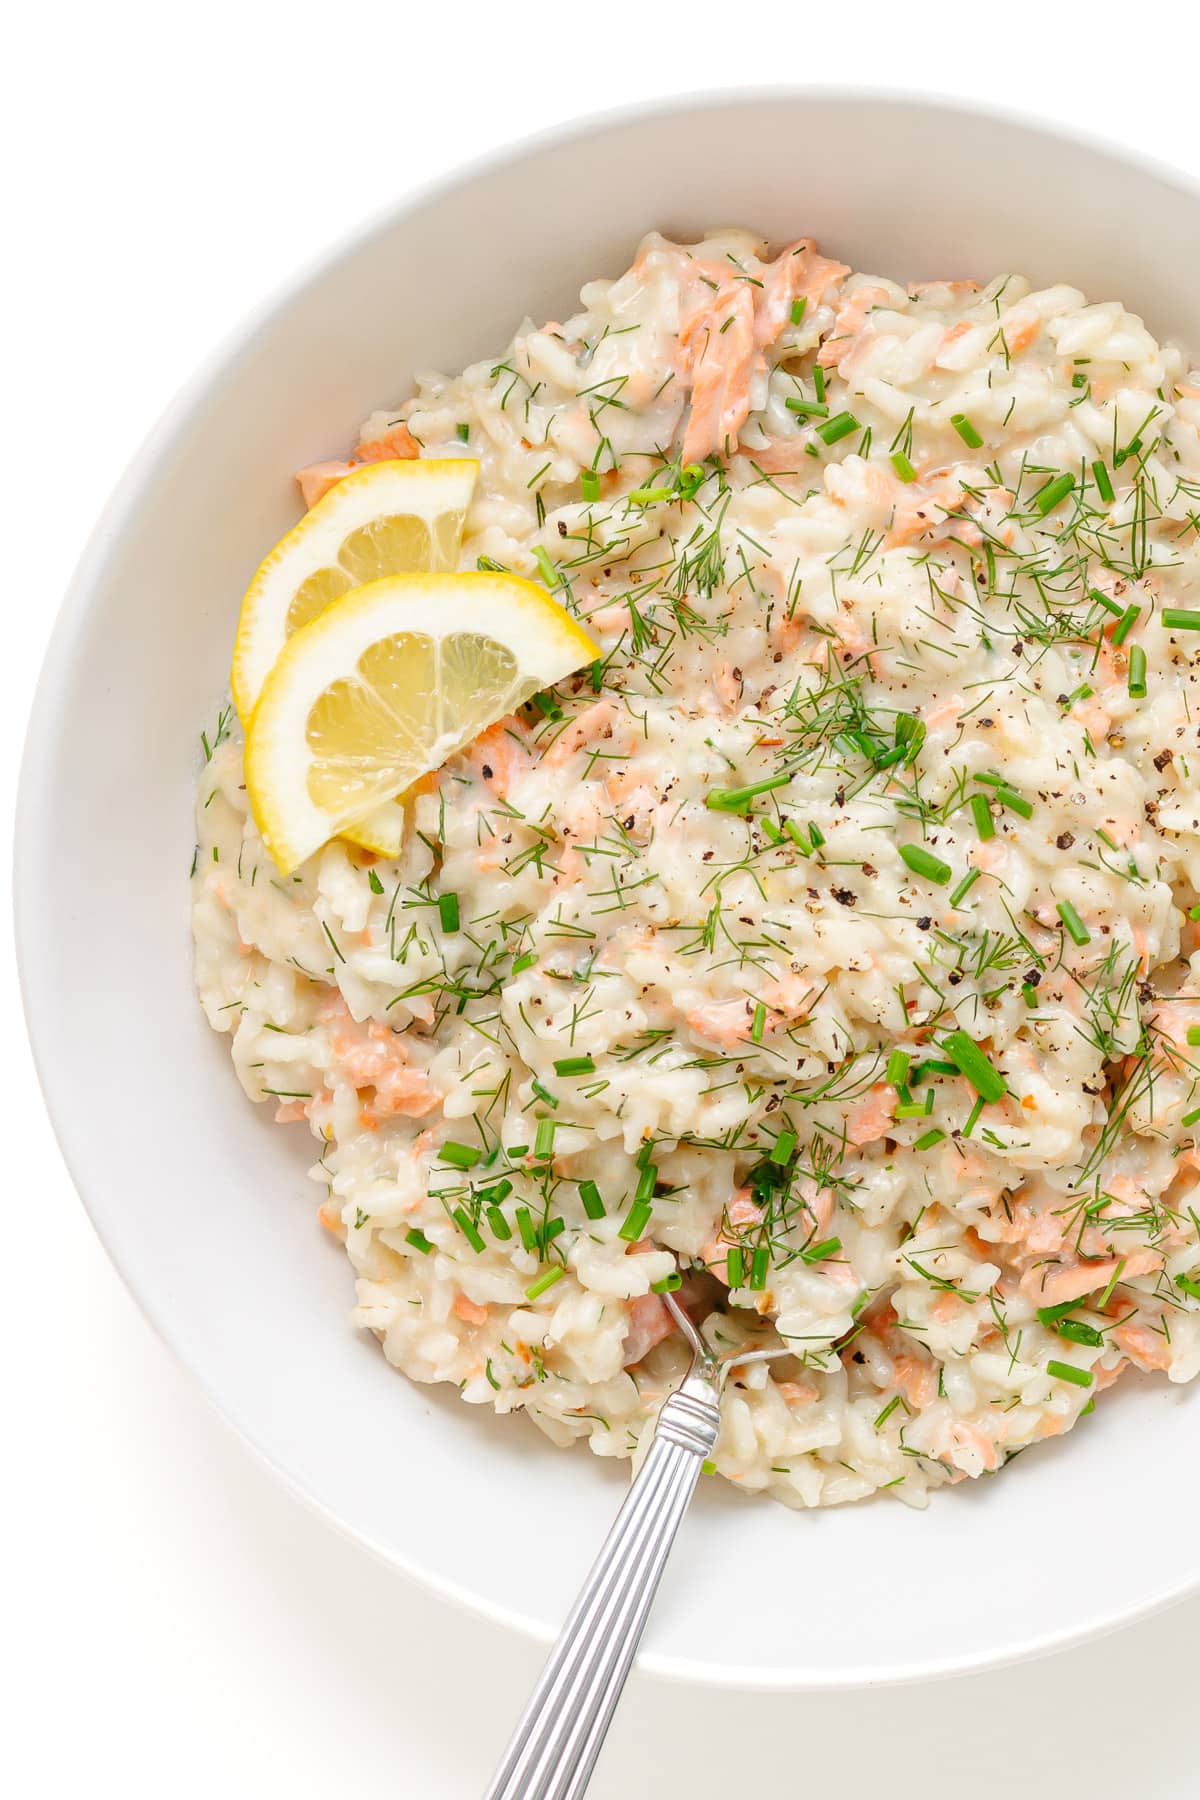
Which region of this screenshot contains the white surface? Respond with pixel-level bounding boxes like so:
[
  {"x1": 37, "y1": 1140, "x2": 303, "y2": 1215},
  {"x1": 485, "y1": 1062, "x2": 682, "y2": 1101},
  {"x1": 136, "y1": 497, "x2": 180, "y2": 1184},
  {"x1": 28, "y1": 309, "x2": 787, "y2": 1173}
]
[{"x1": 6, "y1": 5, "x2": 1200, "y2": 1793}]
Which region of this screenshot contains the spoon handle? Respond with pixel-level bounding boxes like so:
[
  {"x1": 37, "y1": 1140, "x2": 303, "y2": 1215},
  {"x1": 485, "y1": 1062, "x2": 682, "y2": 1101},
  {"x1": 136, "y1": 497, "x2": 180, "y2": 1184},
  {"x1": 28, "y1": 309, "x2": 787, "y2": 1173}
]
[{"x1": 482, "y1": 1374, "x2": 721, "y2": 1800}]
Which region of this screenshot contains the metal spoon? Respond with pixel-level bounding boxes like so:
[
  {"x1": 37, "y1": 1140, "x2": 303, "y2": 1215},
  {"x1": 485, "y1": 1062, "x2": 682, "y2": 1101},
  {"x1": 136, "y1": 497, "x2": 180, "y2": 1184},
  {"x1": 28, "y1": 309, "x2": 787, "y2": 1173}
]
[{"x1": 483, "y1": 1290, "x2": 789, "y2": 1799}]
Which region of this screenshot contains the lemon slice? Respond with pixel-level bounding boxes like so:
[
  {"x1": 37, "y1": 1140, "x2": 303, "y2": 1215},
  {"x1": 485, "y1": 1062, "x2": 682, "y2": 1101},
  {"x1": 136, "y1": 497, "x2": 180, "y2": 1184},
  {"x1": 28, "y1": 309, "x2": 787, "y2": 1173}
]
[
  {"x1": 231, "y1": 458, "x2": 478, "y2": 722},
  {"x1": 245, "y1": 572, "x2": 599, "y2": 875}
]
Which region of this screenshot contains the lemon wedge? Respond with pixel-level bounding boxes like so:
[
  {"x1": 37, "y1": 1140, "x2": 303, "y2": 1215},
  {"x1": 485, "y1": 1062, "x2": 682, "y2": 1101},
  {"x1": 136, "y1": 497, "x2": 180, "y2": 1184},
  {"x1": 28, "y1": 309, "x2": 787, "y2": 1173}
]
[
  {"x1": 231, "y1": 458, "x2": 478, "y2": 722},
  {"x1": 244, "y1": 572, "x2": 598, "y2": 875}
]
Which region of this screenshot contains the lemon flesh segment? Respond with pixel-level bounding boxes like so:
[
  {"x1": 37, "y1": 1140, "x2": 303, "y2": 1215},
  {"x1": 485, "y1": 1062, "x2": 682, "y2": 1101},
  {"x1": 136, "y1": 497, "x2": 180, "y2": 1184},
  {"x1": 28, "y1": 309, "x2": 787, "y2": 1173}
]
[
  {"x1": 245, "y1": 573, "x2": 599, "y2": 876},
  {"x1": 343, "y1": 631, "x2": 527, "y2": 856},
  {"x1": 231, "y1": 457, "x2": 478, "y2": 721}
]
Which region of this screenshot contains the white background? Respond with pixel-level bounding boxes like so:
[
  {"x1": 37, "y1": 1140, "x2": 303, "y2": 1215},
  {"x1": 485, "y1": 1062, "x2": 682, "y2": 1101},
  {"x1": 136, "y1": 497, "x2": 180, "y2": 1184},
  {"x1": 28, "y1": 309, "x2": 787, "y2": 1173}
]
[{"x1": 8, "y1": 6, "x2": 1200, "y2": 1794}]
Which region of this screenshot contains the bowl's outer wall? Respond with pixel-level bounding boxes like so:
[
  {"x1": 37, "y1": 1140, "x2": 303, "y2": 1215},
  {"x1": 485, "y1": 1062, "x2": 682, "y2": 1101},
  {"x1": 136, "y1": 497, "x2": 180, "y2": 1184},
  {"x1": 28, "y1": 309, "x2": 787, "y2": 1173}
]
[{"x1": 18, "y1": 94, "x2": 1200, "y2": 1687}]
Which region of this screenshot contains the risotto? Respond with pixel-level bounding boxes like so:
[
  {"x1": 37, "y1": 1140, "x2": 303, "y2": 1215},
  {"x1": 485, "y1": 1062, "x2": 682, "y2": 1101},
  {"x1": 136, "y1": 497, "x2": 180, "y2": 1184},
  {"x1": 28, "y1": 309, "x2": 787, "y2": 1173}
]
[{"x1": 192, "y1": 228, "x2": 1200, "y2": 1508}]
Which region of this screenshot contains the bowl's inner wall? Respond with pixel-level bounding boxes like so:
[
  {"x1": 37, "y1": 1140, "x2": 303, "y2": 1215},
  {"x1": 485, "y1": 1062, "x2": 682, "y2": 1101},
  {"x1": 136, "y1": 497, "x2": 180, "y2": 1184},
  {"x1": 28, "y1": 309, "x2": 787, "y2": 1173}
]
[{"x1": 20, "y1": 95, "x2": 1200, "y2": 1685}]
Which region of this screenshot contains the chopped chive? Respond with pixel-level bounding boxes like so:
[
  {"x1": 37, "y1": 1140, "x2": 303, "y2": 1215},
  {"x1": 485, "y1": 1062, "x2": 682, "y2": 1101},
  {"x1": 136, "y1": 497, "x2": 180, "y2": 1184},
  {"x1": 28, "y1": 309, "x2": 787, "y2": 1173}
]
[
  {"x1": 785, "y1": 396, "x2": 829, "y2": 418},
  {"x1": 440, "y1": 1140, "x2": 481, "y2": 1169},
  {"x1": 1031, "y1": 471, "x2": 1076, "y2": 515},
  {"x1": 1163, "y1": 609, "x2": 1200, "y2": 632},
  {"x1": 506, "y1": 1144, "x2": 528, "y2": 1160},
  {"x1": 886, "y1": 1049, "x2": 911, "y2": 1088},
  {"x1": 533, "y1": 1118, "x2": 556, "y2": 1159},
  {"x1": 950, "y1": 413, "x2": 983, "y2": 448},
  {"x1": 455, "y1": 422, "x2": 470, "y2": 443},
  {"x1": 872, "y1": 745, "x2": 907, "y2": 772},
  {"x1": 554, "y1": 1055, "x2": 595, "y2": 1076},
  {"x1": 973, "y1": 775, "x2": 1034, "y2": 818},
  {"x1": 678, "y1": 464, "x2": 705, "y2": 500},
  {"x1": 515, "y1": 1207, "x2": 538, "y2": 1251},
  {"x1": 651, "y1": 1270, "x2": 683, "y2": 1294},
  {"x1": 760, "y1": 818, "x2": 787, "y2": 845},
  {"x1": 940, "y1": 1030, "x2": 1008, "y2": 1103},
  {"x1": 899, "y1": 843, "x2": 952, "y2": 885},
  {"x1": 634, "y1": 1162, "x2": 657, "y2": 1204},
  {"x1": 840, "y1": 726, "x2": 878, "y2": 761},
  {"x1": 706, "y1": 772, "x2": 793, "y2": 812},
  {"x1": 437, "y1": 892, "x2": 460, "y2": 933},
  {"x1": 1047, "y1": 1359, "x2": 1093, "y2": 1388},
  {"x1": 962, "y1": 1095, "x2": 985, "y2": 1138},
  {"x1": 751, "y1": 1002, "x2": 766, "y2": 1044},
  {"x1": 541, "y1": 1216, "x2": 566, "y2": 1246},
  {"x1": 993, "y1": 786, "x2": 1031, "y2": 819},
  {"x1": 530, "y1": 690, "x2": 563, "y2": 720},
  {"x1": 890, "y1": 450, "x2": 917, "y2": 483},
  {"x1": 531, "y1": 545, "x2": 559, "y2": 588},
  {"x1": 590, "y1": 659, "x2": 603, "y2": 691},
  {"x1": 802, "y1": 1236, "x2": 842, "y2": 1264},
  {"x1": 969, "y1": 793, "x2": 995, "y2": 841},
  {"x1": 404, "y1": 1227, "x2": 433, "y2": 1255},
  {"x1": 1080, "y1": 1397, "x2": 1095, "y2": 1417},
  {"x1": 1127, "y1": 644, "x2": 1147, "y2": 698},
  {"x1": 579, "y1": 468, "x2": 600, "y2": 502},
  {"x1": 817, "y1": 411, "x2": 861, "y2": 445},
  {"x1": 1176, "y1": 1273, "x2": 1200, "y2": 1300},
  {"x1": 486, "y1": 1206, "x2": 512, "y2": 1241},
  {"x1": 914, "y1": 1127, "x2": 946, "y2": 1150},
  {"x1": 628, "y1": 484, "x2": 674, "y2": 505},
  {"x1": 1111, "y1": 604, "x2": 1140, "y2": 646},
  {"x1": 1056, "y1": 1318, "x2": 1105, "y2": 1348},
  {"x1": 812, "y1": 363, "x2": 826, "y2": 402},
  {"x1": 1022, "y1": 983, "x2": 1040, "y2": 1008},
  {"x1": 1062, "y1": 683, "x2": 1094, "y2": 709},
  {"x1": 477, "y1": 1179, "x2": 513, "y2": 1206},
  {"x1": 950, "y1": 867, "x2": 981, "y2": 906},
  {"x1": 1187, "y1": 1026, "x2": 1200, "y2": 1047},
  {"x1": 619, "y1": 1197, "x2": 653, "y2": 1242},
  {"x1": 1090, "y1": 589, "x2": 1123, "y2": 620},
  {"x1": 367, "y1": 869, "x2": 384, "y2": 895},
  {"x1": 1057, "y1": 900, "x2": 1091, "y2": 946},
  {"x1": 512, "y1": 951, "x2": 537, "y2": 974},
  {"x1": 726, "y1": 1245, "x2": 745, "y2": 1288},
  {"x1": 749, "y1": 1245, "x2": 770, "y2": 1290},
  {"x1": 770, "y1": 1129, "x2": 797, "y2": 1165},
  {"x1": 910, "y1": 1059, "x2": 957, "y2": 1081},
  {"x1": 525, "y1": 1266, "x2": 565, "y2": 1301},
  {"x1": 531, "y1": 1078, "x2": 558, "y2": 1109},
  {"x1": 451, "y1": 1207, "x2": 485, "y2": 1253},
  {"x1": 1182, "y1": 1107, "x2": 1200, "y2": 1128},
  {"x1": 895, "y1": 712, "x2": 926, "y2": 764},
  {"x1": 790, "y1": 296, "x2": 807, "y2": 326},
  {"x1": 579, "y1": 1179, "x2": 606, "y2": 1220},
  {"x1": 895, "y1": 1091, "x2": 935, "y2": 1119},
  {"x1": 1037, "y1": 1300, "x2": 1081, "y2": 1327},
  {"x1": 1091, "y1": 460, "x2": 1114, "y2": 502}
]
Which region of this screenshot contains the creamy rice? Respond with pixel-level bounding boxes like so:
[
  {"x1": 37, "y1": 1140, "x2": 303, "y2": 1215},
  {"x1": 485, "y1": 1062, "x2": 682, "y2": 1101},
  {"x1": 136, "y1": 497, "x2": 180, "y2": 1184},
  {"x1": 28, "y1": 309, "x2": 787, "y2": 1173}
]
[{"x1": 193, "y1": 229, "x2": 1200, "y2": 1508}]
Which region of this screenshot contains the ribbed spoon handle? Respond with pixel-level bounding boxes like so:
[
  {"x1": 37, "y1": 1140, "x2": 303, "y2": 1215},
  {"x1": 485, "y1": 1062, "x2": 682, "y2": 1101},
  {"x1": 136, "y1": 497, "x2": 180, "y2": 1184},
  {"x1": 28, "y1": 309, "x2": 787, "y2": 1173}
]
[{"x1": 482, "y1": 1375, "x2": 721, "y2": 1800}]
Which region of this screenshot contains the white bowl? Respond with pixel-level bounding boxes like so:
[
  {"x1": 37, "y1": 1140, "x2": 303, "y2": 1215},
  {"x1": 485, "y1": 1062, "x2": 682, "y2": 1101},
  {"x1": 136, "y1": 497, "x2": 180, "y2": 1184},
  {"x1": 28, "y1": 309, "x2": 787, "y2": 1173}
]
[{"x1": 18, "y1": 90, "x2": 1200, "y2": 1688}]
